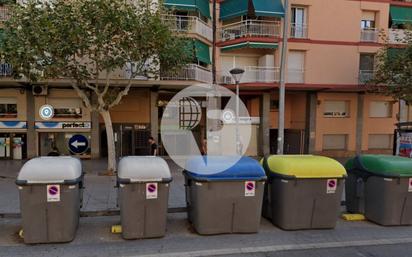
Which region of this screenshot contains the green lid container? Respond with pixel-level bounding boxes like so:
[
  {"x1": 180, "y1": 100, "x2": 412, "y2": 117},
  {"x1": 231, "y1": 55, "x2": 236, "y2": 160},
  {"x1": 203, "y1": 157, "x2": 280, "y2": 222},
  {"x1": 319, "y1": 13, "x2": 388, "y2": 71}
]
[{"x1": 346, "y1": 155, "x2": 412, "y2": 178}]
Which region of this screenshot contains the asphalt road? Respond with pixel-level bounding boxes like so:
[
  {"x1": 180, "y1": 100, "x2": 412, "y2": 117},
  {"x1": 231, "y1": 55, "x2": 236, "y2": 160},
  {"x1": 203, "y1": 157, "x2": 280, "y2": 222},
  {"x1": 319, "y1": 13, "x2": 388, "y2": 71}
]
[{"x1": 221, "y1": 243, "x2": 412, "y2": 257}]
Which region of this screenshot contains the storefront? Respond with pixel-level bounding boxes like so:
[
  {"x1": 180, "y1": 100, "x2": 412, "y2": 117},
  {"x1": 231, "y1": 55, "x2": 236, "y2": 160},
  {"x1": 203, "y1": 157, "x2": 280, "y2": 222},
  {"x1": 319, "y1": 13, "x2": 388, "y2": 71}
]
[
  {"x1": 0, "y1": 121, "x2": 27, "y2": 160},
  {"x1": 36, "y1": 121, "x2": 92, "y2": 158}
]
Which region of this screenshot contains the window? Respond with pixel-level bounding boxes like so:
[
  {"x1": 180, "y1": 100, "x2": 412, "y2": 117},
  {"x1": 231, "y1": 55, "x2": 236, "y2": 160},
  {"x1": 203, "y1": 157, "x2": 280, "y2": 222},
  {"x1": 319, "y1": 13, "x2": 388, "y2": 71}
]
[
  {"x1": 270, "y1": 100, "x2": 279, "y2": 110},
  {"x1": 323, "y1": 101, "x2": 349, "y2": 118},
  {"x1": 323, "y1": 134, "x2": 347, "y2": 150},
  {"x1": 0, "y1": 98, "x2": 17, "y2": 118},
  {"x1": 291, "y1": 6, "x2": 307, "y2": 38},
  {"x1": 361, "y1": 11, "x2": 376, "y2": 29},
  {"x1": 368, "y1": 134, "x2": 393, "y2": 149},
  {"x1": 369, "y1": 101, "x2": 392, "y2": 118},
  {"x1": 359, "y1": 54, "x2": 375, "y2": 83},
  {"x1": 48, "y1": 98, "x2": 83, "y2": 119},
  {"x1": 287, "y1": 51, "x2": 305, "y2": 83},
  {"x1": 54, "y1": 108, "x2": 82, "y2": 118}
]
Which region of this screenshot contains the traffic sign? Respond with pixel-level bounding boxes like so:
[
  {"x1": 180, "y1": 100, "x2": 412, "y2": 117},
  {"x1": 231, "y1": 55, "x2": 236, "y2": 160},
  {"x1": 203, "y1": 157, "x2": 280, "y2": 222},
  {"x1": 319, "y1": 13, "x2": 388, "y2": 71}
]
[
  {"x1": 68, "y1": 134, "x2": 89, "y2": 154},
  {"x1": 244, "y1": 181, "x2": 255, "y2": 197},
  {"x1": 39, "y1": 105, "x2": 54, "y2": 120},
  {"x1": 146, "y1": 183, "x2": 158, "y2": 199}
]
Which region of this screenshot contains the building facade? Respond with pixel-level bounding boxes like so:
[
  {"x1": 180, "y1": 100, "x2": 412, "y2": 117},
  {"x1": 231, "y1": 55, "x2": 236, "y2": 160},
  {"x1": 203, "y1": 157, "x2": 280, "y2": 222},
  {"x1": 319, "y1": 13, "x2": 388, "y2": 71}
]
[{"x1": 0, "y1": 0, "x2": 410, "y2": 159}]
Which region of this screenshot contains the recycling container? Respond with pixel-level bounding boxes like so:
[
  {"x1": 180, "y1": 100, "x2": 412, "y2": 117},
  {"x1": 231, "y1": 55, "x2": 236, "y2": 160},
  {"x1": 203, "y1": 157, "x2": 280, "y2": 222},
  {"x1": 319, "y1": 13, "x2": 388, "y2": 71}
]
[
  {"x1": 262, "y1": 155, "x2": 346, "y2": 230},
  {"x1": 117, "y1": 156, "x2": 172, "y2": 239},
  {"x1": 184, "y1": 156, "x2": 267, "y2": 235},
  {"x1": 16, "y1": 157, "x2": 83, "y2": 244},
  {"x1": 345, "y1": 155, "x2": 412, "y2": 226}
]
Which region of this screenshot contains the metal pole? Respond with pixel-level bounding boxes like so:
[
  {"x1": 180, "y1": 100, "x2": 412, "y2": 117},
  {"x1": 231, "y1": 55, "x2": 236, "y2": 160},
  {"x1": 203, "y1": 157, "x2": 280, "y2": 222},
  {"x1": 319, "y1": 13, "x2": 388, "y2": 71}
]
[
  {"x1": 236, "y1": 81, "x2": 240, "y2": 155},
  {"x1": 277, "y1": 0, "x2": 289, "y2": 155}
]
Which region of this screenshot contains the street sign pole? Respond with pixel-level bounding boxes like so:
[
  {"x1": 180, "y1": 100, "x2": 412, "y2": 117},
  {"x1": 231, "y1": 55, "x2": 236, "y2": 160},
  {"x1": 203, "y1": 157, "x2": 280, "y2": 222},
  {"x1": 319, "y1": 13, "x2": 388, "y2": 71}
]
[{"x1": 277, "y1": 0, "x2": 289, "y2": 155}]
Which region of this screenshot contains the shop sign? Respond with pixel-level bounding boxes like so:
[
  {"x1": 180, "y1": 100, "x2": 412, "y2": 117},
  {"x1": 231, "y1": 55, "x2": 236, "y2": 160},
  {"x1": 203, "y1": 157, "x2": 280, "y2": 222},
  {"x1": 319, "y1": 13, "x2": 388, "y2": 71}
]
[
  {"x1": 39, "y1": 105, "x2": 54, "y2": 120},
  {"x1": 35, "y1": 121, "x2": 91, "y2": 130},
  {"x1": 397, "y1": 132, "x2": 412, "y2": 158},
  {"x1": 0, "y1": 121, "x2": 27, "y2": 129}
]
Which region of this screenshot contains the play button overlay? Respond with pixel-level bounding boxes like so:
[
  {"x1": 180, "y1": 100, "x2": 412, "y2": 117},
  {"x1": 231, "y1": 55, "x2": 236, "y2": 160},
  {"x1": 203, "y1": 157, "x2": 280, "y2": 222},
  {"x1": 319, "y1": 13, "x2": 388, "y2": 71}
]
[{"x1": 68, "y1": 134, "x2": 89, "y2": 154}]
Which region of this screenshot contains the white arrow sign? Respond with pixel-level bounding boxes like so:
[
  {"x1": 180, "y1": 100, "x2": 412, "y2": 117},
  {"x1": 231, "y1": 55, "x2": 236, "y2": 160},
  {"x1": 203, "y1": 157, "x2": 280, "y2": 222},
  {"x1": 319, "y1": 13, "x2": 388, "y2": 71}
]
[{"x1": 71, "y1": 140, "x2": 86, "y2": 149}]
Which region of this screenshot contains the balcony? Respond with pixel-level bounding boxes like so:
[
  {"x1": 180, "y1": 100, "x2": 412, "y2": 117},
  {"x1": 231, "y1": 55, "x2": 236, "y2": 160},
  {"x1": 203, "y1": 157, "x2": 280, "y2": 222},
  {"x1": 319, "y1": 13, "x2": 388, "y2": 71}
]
[
  {"x1": 290, "y1": 23, "x2": 308, "y2": 39},
  {"x1": 161, "y1": 64, "x2": 212, "y2": 83},
  {"x1": 163, "y1": 15, "x2": 213, "y2": 42},
  {"x1": 287, "y1": 69, "x2": 304, "y2": 83},
  {"x1": 0, "y1": 6, "x2": 10, "y2": 21},
  {"x1": 359, "y1": 70, "x2": 374, "y2": 84},
  {"x1": 0, "y1": 63, "x2": 12, "y2": 76},
  {"x1": 360, "y1": 28, "x2": 379, "y2": 42},
  {"x1": 219, "y1": 66, "x2": 280, "y2": 84},
  {"x1": 219, "y1": 20, "x2": 281, "y2": 42},
  {"x1": 389, "y1": 29, "x2": 409, "y2": 44}
]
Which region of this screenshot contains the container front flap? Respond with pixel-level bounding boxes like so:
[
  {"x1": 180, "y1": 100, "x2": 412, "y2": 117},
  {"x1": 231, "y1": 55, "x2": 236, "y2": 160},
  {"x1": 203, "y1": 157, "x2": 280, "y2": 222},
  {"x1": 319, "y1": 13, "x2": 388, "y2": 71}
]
[
  {"x1": 17, "y1": 157, "x2": 82, "y2": 184},
  {"x1": 185, "y1": 156, "x2": 266, "y2": 181},
  {"x1": 356, "y1": 155, "x2": 412, "y2": 177},
  {"x1": 264, "y1": 155, "x2": 346, "y2": 178},
  {"x1": 118, "y1": 156, "x2": 171, "y2": 182}
]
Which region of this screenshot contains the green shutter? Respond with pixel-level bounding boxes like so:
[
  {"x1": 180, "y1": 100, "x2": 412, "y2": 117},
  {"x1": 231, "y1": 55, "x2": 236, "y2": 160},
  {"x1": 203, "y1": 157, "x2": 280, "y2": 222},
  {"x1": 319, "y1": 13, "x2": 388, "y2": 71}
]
[
  {"x1": 220, "y1": 0, "x2": 284, "y2": 21},
  {"x1": 390, "y1": 6, "x2": 412, "y2": 25},
  {"x1": 194, "y1": 40, "x2": 211, "y2": 64},
  {"x1": 164, "y1": 0, "x2": 210, "y2": 19},
  {"x1": 221, "y1": 42, "x2": 278, "y2": 51}
]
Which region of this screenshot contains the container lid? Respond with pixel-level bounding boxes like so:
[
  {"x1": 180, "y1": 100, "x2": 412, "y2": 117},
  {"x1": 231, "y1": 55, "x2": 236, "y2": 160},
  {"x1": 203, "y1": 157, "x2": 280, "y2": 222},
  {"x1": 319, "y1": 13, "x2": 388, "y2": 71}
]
[
  {"x1": 118, "y1": 156, "x2": 172, "y2": 182},
  {"x1": 184, "y1": 156, "x2": 266, "y2": 181},
  {"x1": 17, "y1": 157, "x2": 82, "y2": 185},
  {"x1": 262, "y1": 155, "x2": 346, "y2": 179},
  {"x1": 346, "y1": 155, "x2": 412, "y2": 177}
]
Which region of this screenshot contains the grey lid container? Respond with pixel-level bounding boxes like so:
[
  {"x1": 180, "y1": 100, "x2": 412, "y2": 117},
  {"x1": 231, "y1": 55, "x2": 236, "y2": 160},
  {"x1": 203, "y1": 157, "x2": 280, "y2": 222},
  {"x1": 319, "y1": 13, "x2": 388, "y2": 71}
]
[
  {"x1": 118, "y1": 156, "x2": 172, "y2": 183},
  {"x1": 16, "y1": 157, "x2": 82, "y2": 185}
]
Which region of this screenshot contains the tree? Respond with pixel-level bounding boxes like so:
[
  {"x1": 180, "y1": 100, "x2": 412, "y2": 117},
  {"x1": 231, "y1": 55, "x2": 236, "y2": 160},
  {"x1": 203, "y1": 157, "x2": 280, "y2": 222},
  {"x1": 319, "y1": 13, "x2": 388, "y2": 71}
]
[
  {"x1": 2, "y1": 0, "x2": 191, "y2": 173},
  {"x1": 370, "y1": 29, "x2": 412, "y2": 104}
]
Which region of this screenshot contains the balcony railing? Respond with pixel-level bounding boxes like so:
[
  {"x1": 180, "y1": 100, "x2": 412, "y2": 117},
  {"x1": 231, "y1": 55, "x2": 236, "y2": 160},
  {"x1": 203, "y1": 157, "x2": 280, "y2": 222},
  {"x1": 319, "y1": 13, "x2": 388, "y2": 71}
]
[
  {"x1": 361, "y1": 28, "x2": 379, "y2": 42},
  {"x1": 389, "y1": 29, "x2": 409, "y2": 44},
  {"x1": 290, "y1": 23, "x2": 308, "y2": 39},
  {"x1": 163, "y1": 15, "x2": 213, "y2": 42},
  {"x1": 0, "y1": 6, "x2": 10, "y2": 21},
  {"x1": 219, "y1": 66, "x2": 280, "y2": 84},
  {"x1": 0, "y1": 63, "x2": 12, "y2": 76},
  {"x1": 218, "y1": 20, "x2": 281, "y2": 42},
  {"x1": 161, "y1": 64, "x2": 212, "y2": 83},
  {"x1": 359, "y1": 70, "x2": 374, "y2": 84},
  {"x1": 287, "y1": 69, "x2": 305, "y2": 83}
]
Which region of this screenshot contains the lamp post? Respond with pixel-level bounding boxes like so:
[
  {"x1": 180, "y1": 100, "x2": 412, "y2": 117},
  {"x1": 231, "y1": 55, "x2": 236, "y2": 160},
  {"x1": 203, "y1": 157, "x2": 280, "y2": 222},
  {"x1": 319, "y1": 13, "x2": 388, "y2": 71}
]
[
  {"x1": 278, "y1": 0, "x2": 289, "y2": 155},
  {"x1": 230, "y1": 68, "x2": 245, "y2": 155}
]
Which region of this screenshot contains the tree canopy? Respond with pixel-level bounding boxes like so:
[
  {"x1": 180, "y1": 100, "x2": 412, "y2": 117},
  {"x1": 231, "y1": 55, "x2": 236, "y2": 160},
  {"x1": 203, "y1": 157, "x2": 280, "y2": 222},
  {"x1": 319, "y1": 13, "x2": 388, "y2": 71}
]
[
  {"x1": 370, "y1": 30, "x2": 412, "y2": 103},
  {"x1": 2, "y1": 0, "x2": 192, "y2": 111}
]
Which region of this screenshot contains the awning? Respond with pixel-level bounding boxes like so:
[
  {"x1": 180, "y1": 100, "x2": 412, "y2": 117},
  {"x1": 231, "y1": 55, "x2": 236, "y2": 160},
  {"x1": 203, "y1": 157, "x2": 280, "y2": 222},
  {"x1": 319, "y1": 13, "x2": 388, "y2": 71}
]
[
  {"x1": 164, "y1": 0, "x2": 210, "y2": 18},
  {"x1": 220, "y1": 0, "x2": 284, "y2": 21},
  {"x1": 194, "y1": 40, "x2": 211, "y2": 64},
  {"x1": 221, "y1": 42, "x2": 278, "y2": 51},
  {"x1": 390, "y1": 6, "x2": 412, "y2": 25},
  {"x1": 252, "y1": 0, "x2": 285, "y2": 18}
]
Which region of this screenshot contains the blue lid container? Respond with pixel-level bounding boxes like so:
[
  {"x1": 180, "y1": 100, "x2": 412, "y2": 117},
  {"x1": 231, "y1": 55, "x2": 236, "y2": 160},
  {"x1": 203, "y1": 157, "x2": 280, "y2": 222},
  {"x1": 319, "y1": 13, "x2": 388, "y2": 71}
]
[{"x1": 184, "y1": 156, "x2": 267, "y2": 181}]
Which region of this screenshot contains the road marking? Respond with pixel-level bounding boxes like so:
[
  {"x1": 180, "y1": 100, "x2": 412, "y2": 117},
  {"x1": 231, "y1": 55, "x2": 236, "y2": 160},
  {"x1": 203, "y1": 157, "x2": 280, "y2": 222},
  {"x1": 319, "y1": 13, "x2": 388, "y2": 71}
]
[{"x1": 132, "y1": 237, "x2": 412, "y2": 257}]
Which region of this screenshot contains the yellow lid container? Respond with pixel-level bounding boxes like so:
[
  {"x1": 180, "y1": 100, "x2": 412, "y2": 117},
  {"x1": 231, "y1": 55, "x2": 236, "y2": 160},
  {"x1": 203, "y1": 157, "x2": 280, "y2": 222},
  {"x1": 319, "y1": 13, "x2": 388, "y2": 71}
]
[{"x1": 262, "y1": 155, "x2": 347, "y2": 179}]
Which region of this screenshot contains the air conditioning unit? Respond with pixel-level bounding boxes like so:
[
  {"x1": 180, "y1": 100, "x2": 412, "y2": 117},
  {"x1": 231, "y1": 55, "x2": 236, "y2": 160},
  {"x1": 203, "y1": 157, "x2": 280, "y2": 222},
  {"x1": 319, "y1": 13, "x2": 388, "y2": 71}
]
[
  {"x1": 221, "y1": 75, "x2": 233, "y2": 84},
  {"x1": 32, "y1": 85, "x2": 48, "y2": 96}
]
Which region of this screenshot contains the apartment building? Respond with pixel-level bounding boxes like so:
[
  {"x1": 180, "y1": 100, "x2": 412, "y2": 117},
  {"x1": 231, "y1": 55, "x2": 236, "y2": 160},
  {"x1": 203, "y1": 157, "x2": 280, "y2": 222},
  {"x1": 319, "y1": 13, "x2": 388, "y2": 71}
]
[{"x1": 0, "y1": 0, "x2": 409, "y2": 160}]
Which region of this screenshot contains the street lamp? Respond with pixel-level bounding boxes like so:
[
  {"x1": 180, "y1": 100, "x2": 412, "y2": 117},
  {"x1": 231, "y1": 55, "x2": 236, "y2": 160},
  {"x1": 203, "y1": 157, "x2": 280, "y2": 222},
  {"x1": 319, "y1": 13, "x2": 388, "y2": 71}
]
[{"x1": 230, "y1": 68, "x2": 245, "y2": 155}]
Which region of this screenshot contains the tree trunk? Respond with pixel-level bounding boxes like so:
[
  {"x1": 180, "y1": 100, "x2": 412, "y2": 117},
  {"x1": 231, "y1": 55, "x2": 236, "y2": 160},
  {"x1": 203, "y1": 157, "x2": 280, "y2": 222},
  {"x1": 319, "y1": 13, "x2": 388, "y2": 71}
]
[{"x1": 100, "y1": 110, "x2": 116, "y2": 173}]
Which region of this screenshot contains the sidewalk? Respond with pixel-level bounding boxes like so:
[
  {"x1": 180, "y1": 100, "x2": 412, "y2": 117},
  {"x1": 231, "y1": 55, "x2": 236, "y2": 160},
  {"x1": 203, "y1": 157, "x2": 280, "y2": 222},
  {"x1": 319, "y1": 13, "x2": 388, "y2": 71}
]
[{"x1": 0, "y1": 158, "x2": 186, "y2": 214}]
